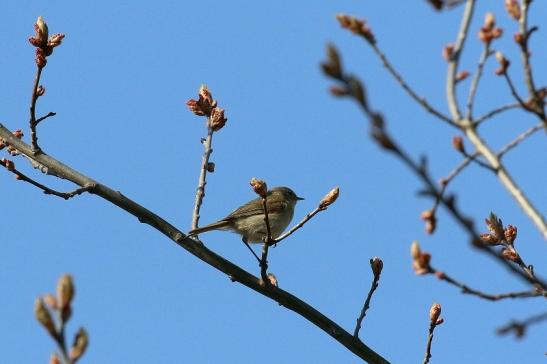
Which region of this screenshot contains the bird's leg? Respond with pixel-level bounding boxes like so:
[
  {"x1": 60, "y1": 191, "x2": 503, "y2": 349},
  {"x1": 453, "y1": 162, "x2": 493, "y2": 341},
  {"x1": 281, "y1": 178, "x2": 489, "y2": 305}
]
[{"x1": 241, "y1": 238, "x2": 261, "y2": 264}]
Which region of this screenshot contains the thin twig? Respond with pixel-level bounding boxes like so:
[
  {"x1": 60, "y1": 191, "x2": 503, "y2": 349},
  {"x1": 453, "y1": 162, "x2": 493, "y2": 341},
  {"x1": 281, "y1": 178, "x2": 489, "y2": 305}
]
[
  {"x1": 497, "y1": 311, "x2": 547, "y2": 339},
  {"x1": 35, "y1": 111, "x2": 56, "y2": 125},
  {"x1": 0, "y1": 159, "x2": 93, "y2": 199},
  {"x1": 29, "y1": 66, "x2": 44, "y2": 153},
  {"x1": 460, "y1": 150, "x2": 495, "y2": 171},
  {"x1": 474, "y1": 103, "x2": 520, "y2": 126},
  {"x1": 503, "y1": 72, "x2": 528, "y2": 109},
  {"x1": 260, "y1": 194, "x2": 273, "y2": 282},
  {"x1": 497, "y1": 123, "x2": 543, "y2": 159},
  {"x1": 433, "y1": 268, "x2": 542, "y2": 301},
  {"x1": 55, "y1": 311, "x2": 72, "y2": 364},
  {"x1": 191, "y1": 125, "x2": 214, "y2": 230},
  {"x1": 273, "y1": 207, "x2": 324, "y2": 244},
  {"x1": 517, "y1": 0, "x2": 542, "y2": 112},
  {"x1": 369, "y1": 44, "x2": 456, "y2": 127},
  {"x1": 423, "y1": 315, "x2": 442, "y2": 364},
  {"x1": 446, "y1": 0, "x2": 476, "y2": 122},
  {"x1": 466, "y1": 44, "x2": 491, "y2": 119},
  {"x1": 354, "y1": 259, "x2": 382, "y2": 338}
]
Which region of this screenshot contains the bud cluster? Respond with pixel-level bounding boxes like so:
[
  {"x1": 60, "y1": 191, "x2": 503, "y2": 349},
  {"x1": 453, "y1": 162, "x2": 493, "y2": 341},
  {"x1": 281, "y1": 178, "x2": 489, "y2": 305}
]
[
  {"x1": 478, "y1": 13, "x2": 503, "y2": 44},
  {"x1": 186, "y1": 85, "x2": 228, "y2": 132},
  {"x1": 505, "y1": 0, "x2": 521, "y2": 21},
  {"x1": 411, "y1": 241, "x2": 432, "y2": 275},
  {"x1": 336, "y1": 14, "x2": 376, "y2": 44},
  {"x1": 250, "y1": 178, "x2": 268, "y2": 198},
  {"x1": 34, "y1": 274, "x2": 89, "y2": 362},
  {"x1": 28, "y1": 16, "x2": 65, "y2": 68},
  {"x1": 420, "y1": 210, "x2": 437, "y2": 234},
  {"x1": 495, "y1": 51, "x2": 510, "y2": 76}
]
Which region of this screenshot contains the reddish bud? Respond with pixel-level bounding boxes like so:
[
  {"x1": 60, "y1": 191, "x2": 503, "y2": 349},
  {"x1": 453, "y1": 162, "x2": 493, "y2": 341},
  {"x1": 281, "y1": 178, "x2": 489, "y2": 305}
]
[
  {"x1": 322, "y1": 44, "x2": 342, "y2": 79},
  {"x1": 456, "y1": 71, "x2": 470, "y2": 82},
  {"x1": 210, "y1": 107, "x2": 227, "y2": 132},
  {"x1": 319, "y1": 187, "x2": 340, "y2": 209},
  {"x1": 36, "y1": 85, "x2": 46, "y2": 97},
  {"x1": 56, "y1": 274, "x2": 75, "y2": 311},
  {"x1": 47, "y1": 33, "x2": 65, "y2": 48},
  {"x1": 452, "y1": 136, "x2": 465, "y2": 153},
  {"x1": 504, "y1": 224, "x2": 518, "y2": 245},
  {"x1": 330, "y1": 86, "x2": 349, "y2": 97},
  {"x1": 35, "y1": 16, "x2": 49, "y2": 45},
  {"x1": 505, "y1": 0, "x2": 521, "y2": 20},
  {"x1": 480, "y1": 233, "x2": 500, "y2": 245},
  {"x1": 69, "y1": 328, "x2": 89, "y2": 362},
  {"x1": 502, "y1": 248, "x2": 522, "y2": 264},
  {"x1": 13, "y1": 129, "x2": 24, "y2": 139},
  {"x1": 429, "y1": 303, "x2": 442, "y2": 324},
  {"x1": 495, "y1": 52, "x2": 510, "y2": 75},
  {"x1": 35, "y1": 48, "x2": 47, "y2": 68},
  {"x1": 49, "y1": 353, "x2": 61, "y2": 364},
  {"x1": 34, "y1": 298, "x2": 56, "y2": 337},
  {"x1": 4, "y1": 159, "x2": 15, "y2": 171},
  {"x1": 43, "y1": 293, "x2": 58, "y2": 309},
  {"x1": 442, "y1": 44, "x2": 454, "y2": 61},
  {"x1": 513, "y1": 32, "x2": 525, "y2": 45},
  {"x1": 186, "y1": 99, "x2": 205, "y2": 116},
  {"x1": 484, "y1": 13, "x2": 496, "y2": 30},
  {"x1": 250, "y1": 178, "x2": 268, "y2": 198},
  {"x1": 370, "y1": 257, "x2": 383, "y2": 278},
  {"x1": 336, "y1": 14, "x2": 375, "y2": 44}
]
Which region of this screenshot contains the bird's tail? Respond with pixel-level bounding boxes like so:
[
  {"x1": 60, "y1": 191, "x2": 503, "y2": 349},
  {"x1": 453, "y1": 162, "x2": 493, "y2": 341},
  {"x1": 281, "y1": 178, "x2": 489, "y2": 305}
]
[{"x1": 188, "y1": 220, "x2": 231, "y2": 236}]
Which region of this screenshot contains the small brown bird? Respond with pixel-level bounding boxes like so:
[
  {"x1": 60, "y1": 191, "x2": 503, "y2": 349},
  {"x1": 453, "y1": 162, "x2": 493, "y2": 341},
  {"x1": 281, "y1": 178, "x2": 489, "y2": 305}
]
[{"x1": 189, "y1": 186, "x2": 303, "y2": 244}]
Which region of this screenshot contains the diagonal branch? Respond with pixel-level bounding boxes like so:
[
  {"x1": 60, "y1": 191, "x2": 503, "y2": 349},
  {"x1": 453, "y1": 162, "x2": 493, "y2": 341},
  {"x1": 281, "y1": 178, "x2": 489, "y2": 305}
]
[
  {"x1": 0, "y1": 158, "x2": 93, "y2": 200},
  {"x1": 474, "y1": 103, "x2": 520, "y2": 126},
  {"x1": 369, "y1": 43, "x2": 456, "y2": 127},
  {"x1": 0, "y1": 123, "x2": 388, "y2": 364},
  {"x1": 465, "y1": 44, "x2": 491, "y2": 119},
  {"x1": 497, "y1": 123, "x2": 543, "y2": 159},
  {"x1": 432, "y1": 268, "x2": 542, "y2": 301}
]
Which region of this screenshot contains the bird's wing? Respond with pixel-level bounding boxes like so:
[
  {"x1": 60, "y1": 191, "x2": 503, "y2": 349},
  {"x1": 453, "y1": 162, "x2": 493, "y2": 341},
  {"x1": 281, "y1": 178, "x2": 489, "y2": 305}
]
[{"x1": 225, "y1": 198, "x2": 289, "y2": 220}]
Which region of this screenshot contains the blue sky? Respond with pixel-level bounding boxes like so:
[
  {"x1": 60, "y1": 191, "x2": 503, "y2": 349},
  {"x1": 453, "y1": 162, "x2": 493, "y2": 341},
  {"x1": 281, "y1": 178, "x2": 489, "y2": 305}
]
[{"x1": 1, "y1": 1, "x2": 546, "y2": 363}]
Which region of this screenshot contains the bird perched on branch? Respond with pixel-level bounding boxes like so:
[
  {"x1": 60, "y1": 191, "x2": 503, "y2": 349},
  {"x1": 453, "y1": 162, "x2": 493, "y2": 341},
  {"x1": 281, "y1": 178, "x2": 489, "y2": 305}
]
[{"x1": 189, "y1": 187, "x2": 304, "y2": 244}]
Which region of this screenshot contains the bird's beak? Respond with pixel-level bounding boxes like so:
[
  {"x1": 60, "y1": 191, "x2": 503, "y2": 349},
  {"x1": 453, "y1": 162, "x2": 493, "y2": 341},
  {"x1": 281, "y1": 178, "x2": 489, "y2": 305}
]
[{"x1": 297, "y1": 196, "x2": 305, "y2": 200}]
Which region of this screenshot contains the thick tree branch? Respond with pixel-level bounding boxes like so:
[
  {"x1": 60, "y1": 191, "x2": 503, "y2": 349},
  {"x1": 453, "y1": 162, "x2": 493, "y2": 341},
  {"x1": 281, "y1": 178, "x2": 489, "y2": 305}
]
[{"x1": 0, "y1": 123, "x2": 388, "y2": 364}]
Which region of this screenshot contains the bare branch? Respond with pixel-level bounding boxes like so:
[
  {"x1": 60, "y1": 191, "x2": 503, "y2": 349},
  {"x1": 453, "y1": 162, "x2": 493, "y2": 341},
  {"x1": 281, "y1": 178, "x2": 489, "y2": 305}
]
[
  {"x1": 35, "y1": 111, "x2": 56, "y2": 125},
  {"x1": 446, "y1": 0, "x2": 476, "y2": 122},
  {"x1": 433, "y1": 269, "x2": 542, "y2": 301},
  {"x1": 29, "y1": 66, "x2": 44, "y2": 153},
  {"x1": 497, "y1": 311, "x2": 547, "y2": 339},
  {"x1": 474, "y1": 103, "x2": 520, "y2": 126},
  {"x1": 423, "y1": 303, "x2": 443, "y2": 364},
  {"x1": 466, "y1": 44, "x2": 491, "y2": 119},
  {"x1": 0, "y1": 158, "x2": 93, "y2": 200},
  {"x1": 369, "y1": 43, "x2": 456, "y2": 127},
  {"x1": 497, "y1": 123, "x2": 543, "y2": 158},
  {"x1": 0, "y1": 123, "x2": 388, "y2": 364},
  {"x1": 354, "y1": 258, "x2": 383, "y2": 338},
  {"x1": 192, "y1": 126, "x2": 214, "y2": 230}
]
